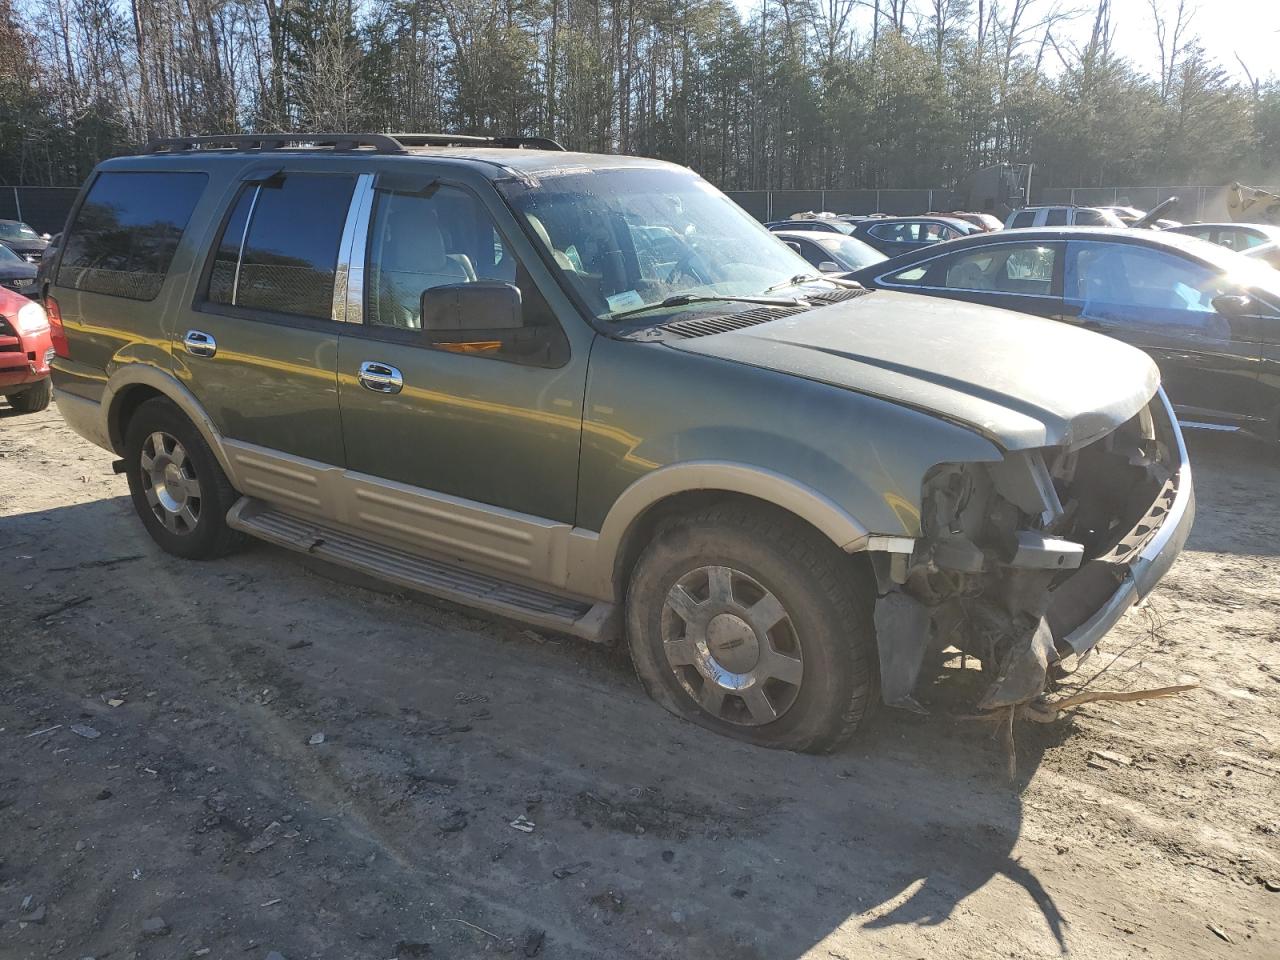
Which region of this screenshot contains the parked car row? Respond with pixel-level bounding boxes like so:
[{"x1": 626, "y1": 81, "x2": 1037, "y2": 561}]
[{"x1": 845, "y1": 225, "x2": 1280, "y2": 438}]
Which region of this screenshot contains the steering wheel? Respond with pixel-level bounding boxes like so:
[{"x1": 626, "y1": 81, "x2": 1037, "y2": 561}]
[{"x1": 666, "y1": 247, "x2": 708, "y2": 285}]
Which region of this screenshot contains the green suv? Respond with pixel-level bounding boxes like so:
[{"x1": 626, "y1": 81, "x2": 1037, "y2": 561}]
[{"x1": 47, "y1": 133, "x2": 1194, "y2": 752}]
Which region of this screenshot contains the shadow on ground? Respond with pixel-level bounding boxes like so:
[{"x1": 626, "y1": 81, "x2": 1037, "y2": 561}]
[{"x1": 1, "y1": 494, "x2": 1093, "y2": 959}]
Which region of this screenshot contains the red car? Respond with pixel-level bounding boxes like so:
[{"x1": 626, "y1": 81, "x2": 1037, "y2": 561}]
[{"x1": 0, "y1": 287, "x2": 53, "y2": 414}]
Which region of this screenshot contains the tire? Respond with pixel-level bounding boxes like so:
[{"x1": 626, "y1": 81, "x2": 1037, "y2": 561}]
[
  {"x1": 123, "y1": 397, "x2": 243, "y2": 560},
  {"x1": 625, "y1": 502, "x2": 878, "y2": 754},
  {"x1": 6, "y1": 378, "x2": 51, "y2": 414}
]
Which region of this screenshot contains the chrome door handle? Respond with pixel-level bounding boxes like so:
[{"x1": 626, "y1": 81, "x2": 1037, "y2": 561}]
[
  {"x1": 183, "y1": 329, "x2": 217, "y2": 358},
  {"x1": 358, "y1": 361, "x2": 403, "y2": 394}
]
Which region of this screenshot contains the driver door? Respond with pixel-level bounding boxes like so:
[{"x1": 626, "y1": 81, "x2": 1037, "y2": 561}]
[{"x1": 1058, "y1": 240, "x2": 1265, "y2": 425}]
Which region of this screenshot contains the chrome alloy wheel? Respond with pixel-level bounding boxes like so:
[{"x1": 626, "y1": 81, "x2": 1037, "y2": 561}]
[
  {"x1": 139, "y1": 431, "x2": 201, "y2": 535},
  {"x1": 660, "y1": 565, "x2": 804, "y2": 726}
]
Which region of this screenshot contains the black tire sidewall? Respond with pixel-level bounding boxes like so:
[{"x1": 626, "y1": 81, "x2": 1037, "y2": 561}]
[
  {"x1": 7, "y1": 378, "x2": 51, "y2": 413},
  {"x1": 124, "y1": 399, "x2": 235, "y2": 560},
  {"x1": 626, "y1": 514, "x2": 874, "y2": 752}
]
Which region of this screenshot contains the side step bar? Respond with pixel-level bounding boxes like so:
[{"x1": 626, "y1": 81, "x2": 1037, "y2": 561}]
[{"x1": 226, "y1": 498, "x2": 619, "y2": 643}]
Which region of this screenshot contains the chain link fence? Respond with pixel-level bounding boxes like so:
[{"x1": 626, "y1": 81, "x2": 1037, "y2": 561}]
[
  {"x1": 0, "y1": 186, "x2": 80, "y2": 235},
  {"x1": 726, "y1": 185, "x2": 1280, "y2": 223}
]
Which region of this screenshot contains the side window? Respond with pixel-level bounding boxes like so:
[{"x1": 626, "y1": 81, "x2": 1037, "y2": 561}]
[
  {"x1": 206, "y1": 174, "x2": 355, "y2": 320},
  {"x1": 1009, "y1": 211, "x2": 1037, "y2": 229},
  {"x1": 364, "y1": 185, "x2": 564, "y2": 364},
  {"x1": 58, "y1": 171, "x2": 207, "y2": 301},
  {"x1": 884, "y1": 264, "x2": 928, "y2": 286},
  {"x1": 1065, "y1": 242, "x2": 1234, "y2": 335},
  {"x1": 1074, "y1": 209, "x2": 1107, "y2": 226},
  {"x1": 793, "y1": 239, "x2": 825, "y2": 269},
  {"x1": 1224, "y1": 229, "x2": 1265, "y2": 251},
  {"x1": 1044, "y1": 208, "x2": 1069, "y2": 226},
  {"x1": 869, "y1": 223, "x2": 912, "y2": 244},
  {"x1": 943, "y1": 245, "x2": 1056, "y2": 295}
]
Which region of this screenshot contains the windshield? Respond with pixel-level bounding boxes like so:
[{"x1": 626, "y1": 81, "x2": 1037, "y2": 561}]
[
  {"x1": 1075, "y1": 208, "x2": 1126, "y2": 228},
  {"x1": 0, "y1": 221, "x2": 39, "y2": 239},
  {"x1": 813, "y1": 234, "x2": 886, "y2": 269},
  {"x1": 1159, "y1": 233, "x2": 1280, "y2": 301},
  {"x1": 497, "y1": 166, "x2": 817, "y2": 322}
]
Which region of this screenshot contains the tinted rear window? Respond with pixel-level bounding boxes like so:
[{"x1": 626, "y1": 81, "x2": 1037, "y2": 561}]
[
  {"x1": 206, "y1": 174, "x2": 355, "y2": 320},
  {"x1": 58, "y1": 171, "x2": 207, "y2": 300}
]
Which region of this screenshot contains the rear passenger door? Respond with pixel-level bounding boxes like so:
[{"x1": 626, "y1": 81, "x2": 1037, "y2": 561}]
[{"x1": 173, "y1": 167, "x2": 357, "y2": 467}]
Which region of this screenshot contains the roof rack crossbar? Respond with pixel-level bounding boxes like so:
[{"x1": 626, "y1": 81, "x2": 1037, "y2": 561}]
[
  {"x1": 141, "y1": 132, "x2": 568, "y2": 155},
  {"x1": 387, "y1": 133, "x2": 567, "y2": 151}
]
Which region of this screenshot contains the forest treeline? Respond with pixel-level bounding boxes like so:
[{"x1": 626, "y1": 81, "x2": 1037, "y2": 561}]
[{"x1": 0, "y1": 0, "x2": 1276, "y2": 191}]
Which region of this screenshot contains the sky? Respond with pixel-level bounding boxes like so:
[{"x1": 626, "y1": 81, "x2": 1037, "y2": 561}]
[{"x1": 729, "y1": 0, "x2": 1280, "y2": 84}]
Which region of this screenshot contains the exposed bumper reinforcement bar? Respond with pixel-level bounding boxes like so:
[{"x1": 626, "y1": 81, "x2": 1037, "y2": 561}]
[{"x1": 1061, "y1": 390, "x2": 1195, "y2": 657}]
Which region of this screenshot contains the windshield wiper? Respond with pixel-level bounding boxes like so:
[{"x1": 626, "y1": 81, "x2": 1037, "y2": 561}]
[
  {"x1": 607, "y1": 293, "x2": 805, "y2": 322},
  {"x1": 762, "y1": 273, "x2": 864, "y2": 294}
]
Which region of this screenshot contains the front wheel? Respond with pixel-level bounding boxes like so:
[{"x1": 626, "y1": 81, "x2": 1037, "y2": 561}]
[
  {"x1": 6, "y1": 378, "x2": 51, "y2": 414},
  {"x1": 625, "y1": 503, "x2": 877, "y2": 753},
  {"x1": 123, "y1": 397, "x2": 242, "y2": 560}
]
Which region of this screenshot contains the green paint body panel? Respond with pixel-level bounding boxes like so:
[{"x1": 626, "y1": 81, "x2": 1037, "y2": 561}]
[
  {"x1": 577, "y1": 336, "x2": 1003, "y2": 537},
  {"x1": 49, "y1": 145, "x2": 1157, "y2": 556}
]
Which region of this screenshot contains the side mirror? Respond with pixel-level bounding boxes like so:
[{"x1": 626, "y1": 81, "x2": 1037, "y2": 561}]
[
  {"x1": 784, "y1": 241, "x2": 802, "y2": 254},
  {"x1": 1211, "y1": 293, "x2": 1253, "y2": 317},
  {"x1": 41, "y1": 233, "x2": 51, "y2": 241},
  {"x1": 420, "y1": 281, "x2": 522, "y2": 332},
  {"x1": 818, "y1": 260, "x2": 842, "y2": 273}
]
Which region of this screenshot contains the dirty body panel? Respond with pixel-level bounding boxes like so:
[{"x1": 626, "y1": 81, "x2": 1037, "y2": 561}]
[
  {"x1": 662, "y1": 294, "x2": 1189, "y2": 712},
  {"x1": 874, "y1": 388, "x2": 1193, "y2": 711}
]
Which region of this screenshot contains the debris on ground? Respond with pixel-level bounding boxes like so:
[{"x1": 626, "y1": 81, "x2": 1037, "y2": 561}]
[
  {"x1": 439, "y1": 809, "x2": 469, "y2": 833},
  {"x1": 32, "y1": 595, "x2": 91, "y2": 621},
  {"x1": 394, "y1": 940, "x2": 431, "y2": 957},
  {"x1": 245, "y1": 820, "x2": 285, "y2": 854},
  {"x1": 552, "y1": 860, "x2": 590, "y2": 879},
  {"x1": 69, "y1": 723, "x2": 100, "y2": 739},
  {"x1": 1089, "y1": 749, "x2": 1133, "y2": 766},
  {"x1": 509, "y1": 814, "x2": 535, "y2": 833},
  {"x1": 522, "y1": 928, "x2": 546, "y2": 957},
  {"x1": 1207, "y1": 922, "x2": 1233, "y2": 943},
  {"x1": 141, "y1": 915, "x2": 169, "y2": 937},
  {"x1": 308, "y1": 732, "x2": 325, "y2": 746}
]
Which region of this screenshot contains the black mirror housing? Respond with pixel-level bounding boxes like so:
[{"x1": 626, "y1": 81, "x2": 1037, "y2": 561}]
[
  {"x1": 1211, "y1": 293, "x2": 1253, "y2": 318},
  {"x1": 420, "y1": 281, "x2": 522, "y2": 332}
]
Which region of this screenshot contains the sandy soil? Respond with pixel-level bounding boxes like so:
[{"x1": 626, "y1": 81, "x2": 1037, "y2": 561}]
[{"x1": 0, "y1": 400, "x2": 1276, "y2": 960}]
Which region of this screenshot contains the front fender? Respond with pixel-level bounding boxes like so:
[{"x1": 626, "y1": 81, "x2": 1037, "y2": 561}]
[{"x1": 579, "y1": 337, "x2": 1003, "y2": 550}]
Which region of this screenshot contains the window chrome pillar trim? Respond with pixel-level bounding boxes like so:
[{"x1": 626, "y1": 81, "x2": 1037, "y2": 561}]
[
  {"x1": 333, "y1": 173, "x2": 375, "y2": 324},
  {"x1": 231, "y1": 185, "x2": 261, "y2": 307}
]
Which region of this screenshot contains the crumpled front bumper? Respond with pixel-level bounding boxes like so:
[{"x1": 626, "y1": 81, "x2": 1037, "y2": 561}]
[{"x1": 1056, "y1": 389, "x2": 1194, "y2": 658}]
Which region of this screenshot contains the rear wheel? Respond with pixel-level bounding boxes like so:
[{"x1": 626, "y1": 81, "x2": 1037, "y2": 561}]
[
  {"x1": 123, "y1": 398, "x2": 242, "y2": 559},
  {"x1": 6, "y1": 378, "x2": 51, "y2": 414},
  {"x1": 625, "y1": 503, "x2": 877, "y2": 753}
]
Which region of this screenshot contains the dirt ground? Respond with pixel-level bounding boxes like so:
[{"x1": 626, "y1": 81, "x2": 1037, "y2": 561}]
[{"x1": 0, "y1": 399, "x2": 1276, "y2": 960}]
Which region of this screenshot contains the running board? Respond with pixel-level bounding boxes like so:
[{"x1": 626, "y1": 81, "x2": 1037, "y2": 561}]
[{"x1": 226, "y1": 498, "x2": 618, "y2": 642}]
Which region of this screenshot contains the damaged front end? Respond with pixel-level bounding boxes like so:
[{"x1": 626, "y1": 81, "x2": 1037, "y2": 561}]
[{"x1": 874, "y1": 388, "x2": 1195, "y2": 714}]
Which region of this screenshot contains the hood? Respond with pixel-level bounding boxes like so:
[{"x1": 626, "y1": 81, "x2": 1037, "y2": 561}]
[
  {"x1": 664, "y1": 290, "x2": 1160, "y2": 451},
  {"x1": 1, "y1": 239, "x2": 47, "y2": 257},
  {"x1": 0, "y1": 260, "x2": 37, "y2": 281}
]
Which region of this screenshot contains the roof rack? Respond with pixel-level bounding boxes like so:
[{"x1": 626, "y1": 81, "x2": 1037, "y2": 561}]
[
  {"x1": 141, "y1": 132, "x2": 567, "y2": 155},
  {"x1": 387, "y1": 133, "x2": 567, "y2": 151}
]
